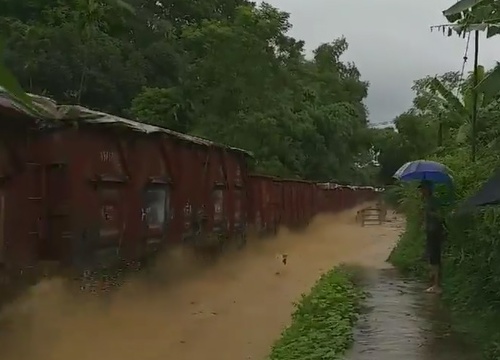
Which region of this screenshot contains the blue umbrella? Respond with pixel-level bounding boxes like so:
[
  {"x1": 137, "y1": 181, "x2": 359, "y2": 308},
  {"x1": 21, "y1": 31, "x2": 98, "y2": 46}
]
[{"x1": 393, "y1": 160, "x2": 453, "y2": 184}]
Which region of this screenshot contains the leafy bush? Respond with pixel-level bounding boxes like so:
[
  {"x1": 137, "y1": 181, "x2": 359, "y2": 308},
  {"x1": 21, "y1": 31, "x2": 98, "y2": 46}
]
[
  {"x1": 388, "y1": 219, "x2": 427, "y2": 277},
  {"x1": 381, "y1": 185, "x2": 402, "y2": 210},
  {"x1": 268, "y1": 266, "x2": 363, "y2": 360}
]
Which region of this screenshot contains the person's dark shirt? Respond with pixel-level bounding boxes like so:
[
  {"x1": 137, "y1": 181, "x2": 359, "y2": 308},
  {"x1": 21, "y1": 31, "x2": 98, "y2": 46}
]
[{"x1": 424, "y1": 195, "x2": 443, "y2": 234}]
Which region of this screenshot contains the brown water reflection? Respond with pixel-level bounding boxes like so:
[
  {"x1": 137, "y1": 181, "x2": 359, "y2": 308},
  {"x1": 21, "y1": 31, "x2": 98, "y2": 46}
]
[{"x1": 347, "y1": 268, "x2": 481, "y2": 360}]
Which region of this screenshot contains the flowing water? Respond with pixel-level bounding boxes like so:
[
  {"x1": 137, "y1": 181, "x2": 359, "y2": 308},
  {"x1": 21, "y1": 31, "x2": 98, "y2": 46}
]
[
  {"x1": 0, "y1": 206, "x2": 395, "y2": 360},
  {"x1": 0, "y1": 207, "x2": 482, "y2": 360},
  {"x1": 347, "y1": 267, "x2": 481, "y2": 360}
]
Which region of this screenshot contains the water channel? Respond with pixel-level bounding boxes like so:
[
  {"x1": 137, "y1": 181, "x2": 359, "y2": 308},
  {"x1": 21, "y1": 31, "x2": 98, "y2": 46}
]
[{"x1": 346, "y1": 267, "x2": 481, "y2": 360}]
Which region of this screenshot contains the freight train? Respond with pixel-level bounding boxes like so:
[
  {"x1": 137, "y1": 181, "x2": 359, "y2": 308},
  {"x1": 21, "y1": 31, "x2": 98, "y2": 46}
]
[{"x1": 0, "y1": 93, "x2": 379, "y2": 279}]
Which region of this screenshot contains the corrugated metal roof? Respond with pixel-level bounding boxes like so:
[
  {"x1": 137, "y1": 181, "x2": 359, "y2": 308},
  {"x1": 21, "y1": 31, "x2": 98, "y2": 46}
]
[
  {"x1": 316, "y1": 182, "x2": 379, "y2": 191},
  {"x1": 279, "y1": 178, "x2": 314, "y2": 184},
  {"x1": 248, "y1": 174, "x2": 278, "y2": 180},
  {"x1": 0, "y1": 90, "x2": 253, "y2": 157},
  {"x1": 348, "y1": 185, "x2": 376, "y2": 190},
  {"x1": 316, "y1": 182, "x2": 343, "y2": 190},
  {"x1": 0, "y1": 88, "x2": 60, "y2": 119}
]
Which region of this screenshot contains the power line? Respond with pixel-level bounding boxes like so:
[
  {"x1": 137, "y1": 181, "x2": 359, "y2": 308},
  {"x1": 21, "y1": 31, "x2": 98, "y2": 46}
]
[
  {"x1": 458, "y1": 32, "x2": 472, "y2": 94},
  {"x1": 414, "y1": 33, "x2": 472, "y2": 115}
]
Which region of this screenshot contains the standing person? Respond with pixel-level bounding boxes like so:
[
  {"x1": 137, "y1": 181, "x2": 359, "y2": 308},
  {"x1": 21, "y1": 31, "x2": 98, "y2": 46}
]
[{"x1": 419, "y1": 180, "x2": 446, "y2": 294}]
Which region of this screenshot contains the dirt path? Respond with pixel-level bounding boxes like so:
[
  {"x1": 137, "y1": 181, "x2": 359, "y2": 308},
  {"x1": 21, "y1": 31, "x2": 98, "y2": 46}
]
[{"x1": 0, "y1": 206, "x2": 402, "y2": 360}]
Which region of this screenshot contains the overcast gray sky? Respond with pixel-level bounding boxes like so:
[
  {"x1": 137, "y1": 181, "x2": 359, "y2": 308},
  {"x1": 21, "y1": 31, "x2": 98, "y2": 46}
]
[{"x1": 261, "y1": 0, "x2": 500, "y2": 125}]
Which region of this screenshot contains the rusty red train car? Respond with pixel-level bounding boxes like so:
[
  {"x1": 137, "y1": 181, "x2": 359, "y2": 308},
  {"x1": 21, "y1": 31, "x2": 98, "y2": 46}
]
[
  {"x1": 59, "y1": 112, "x2": 251, "y2": 269},
  {"x1": 248, "y1": 178, "x2": 318, "y2": 234},
  {"x1": 316, "y1": 183, "x2": 342, "y2": 213},
  {"x1": 0, "y1": 90, "x2": 381, "y2": 283},
  {"x1": 343, "y1": 186, "x2": 356, "y2": 209},
  {"x1": 4, "y1": 115, "x2": 168, "y2": 271},
  {"x1": 0, "y1": 100, "x2": 52, "y2": 273},
  {"x1": 173, "y1": 140, "x2": 250, "y2": 251},
  {"x1": 247, "y1": 175, "x2": 281, "y2": 236},
  {"x1": 278, "y1": 179, "x2": 316, "y2": 229},
  {"x1": 361, "y1": 186, "x2": 378, "y2": 203},
  {"x1": 316, "y1": 183, "x2": 374, "y2": 213},
  {"x1": 300, "y1": 181, "x2": 317, "y2": 224},
  {"x1": 0, "y1": 97, "x2": 252, "y2": 274}
]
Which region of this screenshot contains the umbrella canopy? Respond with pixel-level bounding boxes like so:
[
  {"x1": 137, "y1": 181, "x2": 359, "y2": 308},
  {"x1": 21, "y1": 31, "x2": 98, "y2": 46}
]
[
  {"x1": 393, "y1": 160, "x2": 453, "y2": 184},
  {"x1": 457, "y1": 168, "x2": 500, "y2": 213}
]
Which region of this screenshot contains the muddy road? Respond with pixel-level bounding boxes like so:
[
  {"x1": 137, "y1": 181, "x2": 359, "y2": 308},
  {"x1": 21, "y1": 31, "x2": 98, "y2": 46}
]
[{"x1": 0, "y1": 206, "x2": 400, "y2": 360}]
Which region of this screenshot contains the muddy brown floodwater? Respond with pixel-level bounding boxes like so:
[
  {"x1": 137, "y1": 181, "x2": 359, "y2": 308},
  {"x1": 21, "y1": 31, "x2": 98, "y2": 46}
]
[
  {"x1": 0, "y1": 205, "x2": 395, "y2": 360},
  {"x1": 0, "y1": 206, "x2": 478, "y2": 360}
]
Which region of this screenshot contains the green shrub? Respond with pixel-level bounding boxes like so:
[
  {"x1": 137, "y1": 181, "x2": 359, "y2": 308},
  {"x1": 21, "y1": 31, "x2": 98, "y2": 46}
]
[
  {"x1": 268, "y1": 265, "x2": 364, "y2": 360},
  {"x1": 388, "y1": 219, "x2": 427, "y2": 277},
  {"x1": 382, "y1": 185, "x2": 402, "y2": 210}
]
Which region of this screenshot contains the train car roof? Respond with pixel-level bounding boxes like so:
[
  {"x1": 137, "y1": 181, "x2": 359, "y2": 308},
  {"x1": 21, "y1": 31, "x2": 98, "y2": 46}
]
[{"x1": 0, "y1": 89, "x2": 253, "y2": 157}]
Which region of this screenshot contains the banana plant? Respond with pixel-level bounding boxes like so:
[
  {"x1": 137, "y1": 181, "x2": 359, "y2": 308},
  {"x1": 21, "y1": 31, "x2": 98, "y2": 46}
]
[
  {"x1": 475, "y1": 62, "x2": 500, "y2": 102},
  {"x1": 427, "y1": 66, "x2": 490, "y2": 144},
  {"x1": 443, "y1": 0, "x2": 500, "y2": 35},
  {"x1": 0, "y1": 38, "x2": 43, "y2": 116},
  {"x1": 113, "y1": 0, "x2": 135, "y2": 14},
  {"x1": 443, "y1": 0, "x2": 500, "y2": 99}
]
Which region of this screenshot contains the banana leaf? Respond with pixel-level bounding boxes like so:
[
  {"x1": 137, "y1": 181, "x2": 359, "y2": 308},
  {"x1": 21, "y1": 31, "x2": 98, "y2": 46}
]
[
  {"x1": 475, "y1": 63, "x2": 500, "y2": 103},
  {"x1": 443, "y1": 0, "x2": 486, "y2": 17}
]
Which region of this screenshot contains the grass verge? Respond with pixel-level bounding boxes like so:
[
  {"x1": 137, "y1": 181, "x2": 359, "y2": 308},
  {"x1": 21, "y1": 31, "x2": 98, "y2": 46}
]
[
  {"x1": 268, "y1": 265, "x2": 364, "y2": 360},
  {"x1": 387, "y1": 220, "x2": 427, "y2": 277}
]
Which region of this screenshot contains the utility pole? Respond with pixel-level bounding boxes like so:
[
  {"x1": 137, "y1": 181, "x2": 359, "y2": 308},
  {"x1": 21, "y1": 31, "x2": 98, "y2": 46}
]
[
  {"x1": 438, "y1": 112, "x2": 443, "y2": 147},
  {"x1": 471, "y1": 30, "x2": 479, "y2": 162}
]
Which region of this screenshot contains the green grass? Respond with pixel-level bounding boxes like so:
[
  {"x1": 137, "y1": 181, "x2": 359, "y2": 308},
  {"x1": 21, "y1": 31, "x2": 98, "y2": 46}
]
[
  {"x1": 387, "y1": 220, "x2": 427, "y2": 278},
  {"x1": 268, "y1": 265, "x2": 364, "y2": 360}
]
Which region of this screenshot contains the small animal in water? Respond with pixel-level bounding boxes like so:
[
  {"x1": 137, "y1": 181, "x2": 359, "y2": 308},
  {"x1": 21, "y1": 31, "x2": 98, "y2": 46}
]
[
  {"x1": 276, "y1": 253, "x2": 288, "y2": 265},
  {"x1": 275, "y1": 253, "x2": 288, "y2": 275}
]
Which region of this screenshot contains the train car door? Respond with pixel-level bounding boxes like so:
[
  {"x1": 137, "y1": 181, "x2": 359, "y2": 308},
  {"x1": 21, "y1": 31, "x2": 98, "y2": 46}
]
[
  {"x1": 44, "y1": 163, "x2": 70, "y2": 263},
  {"x1": 142, "y1": 183, "x2": 170, "y2": 254},
  {"x1": 26, "y1": 162, "x2": 45, "y2": 265}
]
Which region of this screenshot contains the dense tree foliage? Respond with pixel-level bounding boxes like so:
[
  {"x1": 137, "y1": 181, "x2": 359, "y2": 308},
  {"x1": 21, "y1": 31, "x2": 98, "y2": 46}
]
[{"x1": 0, "y1": 0, "x2": 377, "y2": 183}]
